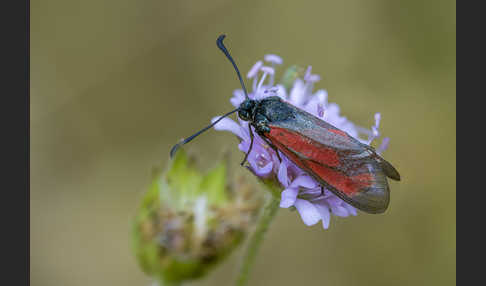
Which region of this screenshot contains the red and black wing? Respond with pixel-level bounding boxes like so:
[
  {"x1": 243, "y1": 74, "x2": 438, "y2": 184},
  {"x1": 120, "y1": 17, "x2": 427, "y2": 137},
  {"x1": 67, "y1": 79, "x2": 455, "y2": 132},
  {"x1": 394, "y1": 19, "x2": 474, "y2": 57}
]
[{"x1": 263, "y1": 106, "x2": 400, "y2": 214}]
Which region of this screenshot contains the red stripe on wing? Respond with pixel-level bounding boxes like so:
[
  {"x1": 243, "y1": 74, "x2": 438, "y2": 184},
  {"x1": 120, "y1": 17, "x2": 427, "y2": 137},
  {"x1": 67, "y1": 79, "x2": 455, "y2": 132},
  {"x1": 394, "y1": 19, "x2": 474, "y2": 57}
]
[
  {"x1": 268, "y1": 127, "x2": 341, "y2": 167},
  {"x1": 306, "y1": 161, "x2": 373, "y2": 196}
]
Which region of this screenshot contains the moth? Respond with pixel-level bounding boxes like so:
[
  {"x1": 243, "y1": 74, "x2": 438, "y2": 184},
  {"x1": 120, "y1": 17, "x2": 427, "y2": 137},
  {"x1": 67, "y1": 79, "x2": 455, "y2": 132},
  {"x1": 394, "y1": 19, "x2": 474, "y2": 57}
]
[{"x1": 171, "y1": 35, "x2": 400, "y2": 214}]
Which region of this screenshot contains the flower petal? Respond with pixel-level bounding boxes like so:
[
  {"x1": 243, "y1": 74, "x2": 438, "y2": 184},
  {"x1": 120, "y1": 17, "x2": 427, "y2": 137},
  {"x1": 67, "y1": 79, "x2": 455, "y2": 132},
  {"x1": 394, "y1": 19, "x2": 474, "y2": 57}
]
[
  {"x1": 230, "y1": 89, "x2": 246, "y2": 107},
  {"x1": 303, "y1": 89, "x2": 328, "y2": 117},
  {"x1": 314, "y1": 89, "x2": 328, "y2": 105},
  {"x1": 325, "y1": 195, "x2": 350, "y2": 217},
  {"x1": 247, "y1": 61, "x2": 263, "y2": 78},
  {"x1": 248, "y1": 148, "x2": 274, "y2": 177},
  {"x1": 280, "y1": 188, "x2": 299, "y2": 208},
  {"x1": 260, "y1": 66, "x2": 275, "y2": 75},
  {"x1": 304, "y1": 66, "x2": 321, "y2": 83},
  {"x1": 289, "y1": 78, "x2": 306, "y2": 107},
  {"x1": 289, "y1": 175, "x2": 318, "y2": 189},
  {"x1": 277, "y1": 159, "x2": 290, "y2": 187},
  {"x1": 368, "y1": 114, "x2": 381, "y2": 144},
  {"x1": 238, "y1": 140, "x2": 250, "y2": 153},
  {"x1": 323, "y1": 103, "x2": 341, "y2": 123},
  {"x1": 343, "y1": 203, "x2": 357, "y2": 216},
  {"x1": 313, "y1": 202, "x2": 331, "y2": 229},
  {"x1": 211, "y1": 117, "x2": 246, "y2": 140},
  {"x1": 274, "y1": 84, "x2": 288, "y2": 101},
  {"x1": 264, "y1": 54, "x2": 283, "y2": 65},
  {"x1": 294, "y1": 199, "x2": 321, "y2": 226},
  {"x1": 252, "y1": 160, "x2": 273, "y2": 176},
  {"x1": 374, "y1": 113, "x2": 381, "y2": 128},
  {"x1": 330, "y1": 204, "x2": 349, "y2": 217},
  {"x1": 377, "y1": 137, "x2": 390, "y2": 155}
]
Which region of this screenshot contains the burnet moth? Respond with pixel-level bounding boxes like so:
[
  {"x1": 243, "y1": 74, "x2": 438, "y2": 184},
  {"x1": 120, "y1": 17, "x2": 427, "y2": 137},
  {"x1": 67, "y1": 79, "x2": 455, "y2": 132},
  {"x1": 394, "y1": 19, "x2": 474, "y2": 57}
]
[{"x1": 170, "y1": 35, "x2": 400, "y2": 214}]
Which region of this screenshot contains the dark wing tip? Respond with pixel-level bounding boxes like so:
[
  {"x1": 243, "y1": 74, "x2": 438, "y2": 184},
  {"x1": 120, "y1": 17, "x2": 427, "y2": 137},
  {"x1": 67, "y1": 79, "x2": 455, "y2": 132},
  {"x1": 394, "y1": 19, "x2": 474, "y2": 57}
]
[
  {"x1": 380, "y1": 158, "x2": 401, "y2": 181},
  {"x1": 364, "y1": 145, "x2": 401, "y2": 181}
]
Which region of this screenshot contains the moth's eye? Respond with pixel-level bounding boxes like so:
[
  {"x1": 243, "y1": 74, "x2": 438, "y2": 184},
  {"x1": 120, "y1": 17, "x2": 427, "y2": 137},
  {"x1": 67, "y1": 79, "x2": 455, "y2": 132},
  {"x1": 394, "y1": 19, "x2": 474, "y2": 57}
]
[
  {"x1": 242, "y1": 100, "x2": 255, "y2": 110},
  {"x1": 238, "y1": 110, "x2": 250, "y2": 120}
]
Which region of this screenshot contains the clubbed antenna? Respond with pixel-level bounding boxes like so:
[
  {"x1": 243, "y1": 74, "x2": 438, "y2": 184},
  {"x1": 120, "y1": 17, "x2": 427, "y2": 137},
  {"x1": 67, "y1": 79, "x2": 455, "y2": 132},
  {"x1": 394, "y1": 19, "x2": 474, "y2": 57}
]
[
  {"x1": 170, "y1": 108, "x2": 239, "y2": 158},
  {"x1": 216, "y1": 34, "x2": 249, "y2": 99},
  {"x1": 169, "y1": 35, "x2": 249, "y2": 159}
]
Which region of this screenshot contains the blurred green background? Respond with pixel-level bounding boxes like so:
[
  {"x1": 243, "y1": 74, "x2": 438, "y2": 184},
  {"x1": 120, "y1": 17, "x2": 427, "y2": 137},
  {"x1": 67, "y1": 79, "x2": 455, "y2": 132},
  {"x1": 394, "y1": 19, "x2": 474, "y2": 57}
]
[{"x1": 30, "y1": 0, "x2": 455, "y2": 285}]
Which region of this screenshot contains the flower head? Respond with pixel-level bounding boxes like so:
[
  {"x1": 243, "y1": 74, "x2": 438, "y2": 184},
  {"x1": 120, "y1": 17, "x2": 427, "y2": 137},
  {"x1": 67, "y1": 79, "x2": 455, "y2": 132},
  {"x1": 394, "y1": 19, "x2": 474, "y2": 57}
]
[
  {"x1": 132, "y1": 150, "x2": 263, "y2": 284},
  {"x1": 212, "y1": 56, "x2": 391, "y2": 229}
]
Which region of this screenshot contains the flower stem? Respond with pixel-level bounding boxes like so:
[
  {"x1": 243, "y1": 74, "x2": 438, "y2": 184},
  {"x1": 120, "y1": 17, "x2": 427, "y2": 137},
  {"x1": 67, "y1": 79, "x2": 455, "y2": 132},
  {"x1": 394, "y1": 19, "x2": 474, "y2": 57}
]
[
  {"x1": 156, "y1": 280, "x2": 181, "y2": 286},
  {"x1": 236, "y1": 192, "x2": 280, "y2": 286}
]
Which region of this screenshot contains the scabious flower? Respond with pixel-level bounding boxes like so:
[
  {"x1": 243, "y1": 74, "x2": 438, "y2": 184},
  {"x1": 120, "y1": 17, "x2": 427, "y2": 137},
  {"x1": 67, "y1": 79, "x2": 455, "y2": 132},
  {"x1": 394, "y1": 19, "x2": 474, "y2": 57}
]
[
  {"x1": 132, "y1": 150, "x2": 263, "y2": 285},
  {"x1": 212, "y1": 56, "x2": 391, "y2": 229}
]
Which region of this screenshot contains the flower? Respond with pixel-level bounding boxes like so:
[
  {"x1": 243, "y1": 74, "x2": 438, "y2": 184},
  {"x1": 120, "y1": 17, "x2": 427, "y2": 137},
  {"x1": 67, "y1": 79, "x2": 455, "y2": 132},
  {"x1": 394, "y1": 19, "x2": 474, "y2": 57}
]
[
  {"x1": 132, "y1": 150, "x2": 263, "y2": 285},
  {"x1": 211, "y1": 55, "x2": 392, "y2": 229}
]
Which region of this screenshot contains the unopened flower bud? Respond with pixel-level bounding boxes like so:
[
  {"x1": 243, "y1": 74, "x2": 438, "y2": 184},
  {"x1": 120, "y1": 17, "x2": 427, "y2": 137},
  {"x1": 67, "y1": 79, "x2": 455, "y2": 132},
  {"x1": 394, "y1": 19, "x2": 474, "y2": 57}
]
[
  {"x1": 280, "y1": 65, "x2": 304, "y2": 90},
  {"x1": 132, "y1": 150, "x2": 263, "y2": 285}
]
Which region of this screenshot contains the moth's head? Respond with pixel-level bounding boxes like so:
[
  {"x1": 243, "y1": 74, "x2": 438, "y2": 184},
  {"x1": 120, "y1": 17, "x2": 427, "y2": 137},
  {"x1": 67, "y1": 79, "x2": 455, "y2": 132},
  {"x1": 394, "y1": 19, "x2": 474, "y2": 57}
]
[{"x1": 238, "y1": 99, "x2": 256, "y2": 121}]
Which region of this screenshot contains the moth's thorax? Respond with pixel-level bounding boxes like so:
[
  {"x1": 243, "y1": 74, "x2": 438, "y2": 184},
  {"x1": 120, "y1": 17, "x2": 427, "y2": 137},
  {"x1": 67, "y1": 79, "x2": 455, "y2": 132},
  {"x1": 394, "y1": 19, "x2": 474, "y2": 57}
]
[
  {"x1": 255, "y1": 96, "x2": 295, "y2": 123},
  {"x1": 238, "y1": 96, "x2": 295, "y2": 124}
]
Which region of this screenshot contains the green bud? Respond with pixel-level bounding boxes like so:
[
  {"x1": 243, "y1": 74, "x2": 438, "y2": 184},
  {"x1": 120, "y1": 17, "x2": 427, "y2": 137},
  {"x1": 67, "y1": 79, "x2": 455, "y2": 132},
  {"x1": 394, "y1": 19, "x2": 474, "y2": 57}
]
[
  {"x1": 132, "y1": 150, "x2": 263, "y2": 285},
  {"x1": 280, "y1": 65, "x2": 305, "y2": 90}
]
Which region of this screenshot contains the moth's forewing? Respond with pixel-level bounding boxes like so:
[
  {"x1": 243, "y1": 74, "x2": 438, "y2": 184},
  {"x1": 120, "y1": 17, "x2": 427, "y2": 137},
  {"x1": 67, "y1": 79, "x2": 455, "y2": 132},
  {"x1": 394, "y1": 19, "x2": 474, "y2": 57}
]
[
  {"x1": 266, "y1": 126, "x2": 390, "y2": 213},
  {"x1": 257, "y1": 97, "x2": 365, "y2": 151},
  {"x1": 259, "y1": 98, "x2": 394, "y2": 213}
]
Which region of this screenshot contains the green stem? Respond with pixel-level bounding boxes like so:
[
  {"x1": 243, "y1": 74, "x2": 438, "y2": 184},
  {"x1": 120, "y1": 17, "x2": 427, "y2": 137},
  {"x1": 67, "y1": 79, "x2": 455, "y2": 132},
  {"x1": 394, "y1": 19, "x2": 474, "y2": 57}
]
[
  {"x1": 157, "y1": 280, "x2": 181, "y2": 286},
  {"x1": 236, "y1": 193, "x2": 280, "y2": 286}
]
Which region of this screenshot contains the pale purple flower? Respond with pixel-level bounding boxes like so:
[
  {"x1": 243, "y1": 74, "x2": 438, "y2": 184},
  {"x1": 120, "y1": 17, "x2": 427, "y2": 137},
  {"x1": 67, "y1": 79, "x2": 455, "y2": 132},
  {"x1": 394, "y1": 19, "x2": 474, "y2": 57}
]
[
  {"x1": 264, "y1": 54, "x2": 283, "y2": 65},
  {"x1": 211, "y1": 55, "x2": 391, "y2": 229}
]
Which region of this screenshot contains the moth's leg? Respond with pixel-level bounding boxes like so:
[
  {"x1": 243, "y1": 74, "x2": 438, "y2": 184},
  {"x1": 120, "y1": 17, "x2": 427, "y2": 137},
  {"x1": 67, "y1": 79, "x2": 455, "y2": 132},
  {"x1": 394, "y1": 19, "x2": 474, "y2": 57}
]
[
  {"x1": 253, "y1": 114, "x2": 281, "y2": 162},
  {"x1": 254, "y1": 113, "x2": 271, "y2": 134},
  {"x1": 320, "y1": 186, "x2": 324, "y2": 196},
  {"x1": 273, "y1": 147, "x2": 282, "y2": 162},
  {"x1": 240, "y1": 124, "x2": 255, "y2": 166}
]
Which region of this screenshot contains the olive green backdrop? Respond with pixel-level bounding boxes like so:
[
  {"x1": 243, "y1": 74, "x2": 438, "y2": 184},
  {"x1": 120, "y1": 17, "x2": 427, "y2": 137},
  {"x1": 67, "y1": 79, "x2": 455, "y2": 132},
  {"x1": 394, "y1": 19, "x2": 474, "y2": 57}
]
[{"x1": 31, "y1": 0, "x2": 456, "y2": 285}]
